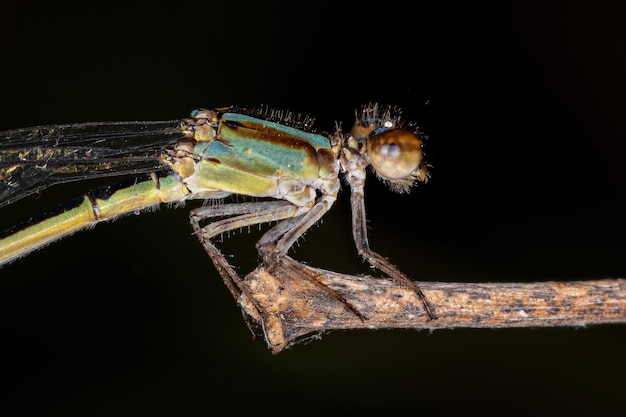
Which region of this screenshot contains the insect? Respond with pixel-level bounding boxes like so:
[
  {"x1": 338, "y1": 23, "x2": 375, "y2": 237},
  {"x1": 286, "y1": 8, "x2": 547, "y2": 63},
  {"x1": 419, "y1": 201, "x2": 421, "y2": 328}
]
[{"x1": 0, "y1": 103, "x2": 436, "y2": 322}]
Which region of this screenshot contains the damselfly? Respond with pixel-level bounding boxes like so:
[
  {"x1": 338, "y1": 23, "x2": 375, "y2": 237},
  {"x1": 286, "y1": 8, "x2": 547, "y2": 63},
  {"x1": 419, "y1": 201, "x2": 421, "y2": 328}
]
[{"x1": 0, "y1": 104, "x2": 436, "y2": 321}]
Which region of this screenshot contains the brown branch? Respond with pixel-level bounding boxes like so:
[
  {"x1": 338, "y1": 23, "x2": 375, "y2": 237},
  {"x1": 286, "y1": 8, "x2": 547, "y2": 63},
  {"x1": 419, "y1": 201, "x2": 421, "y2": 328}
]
[{"x1": 237, "y1": 255, "x2": 626, "y2": 353}]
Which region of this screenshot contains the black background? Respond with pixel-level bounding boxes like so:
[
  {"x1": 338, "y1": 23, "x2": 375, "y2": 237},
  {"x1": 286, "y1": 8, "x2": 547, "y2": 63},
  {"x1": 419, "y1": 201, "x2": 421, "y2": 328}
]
[{"x1": 1, "y1": 2, "x2": 625, "y2": 416}]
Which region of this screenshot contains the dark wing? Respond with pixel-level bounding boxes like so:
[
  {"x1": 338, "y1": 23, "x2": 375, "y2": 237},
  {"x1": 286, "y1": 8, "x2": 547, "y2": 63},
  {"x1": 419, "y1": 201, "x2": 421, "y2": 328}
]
[{"x1": 0, "y1": 120, "x2": 184, "y2": 208}]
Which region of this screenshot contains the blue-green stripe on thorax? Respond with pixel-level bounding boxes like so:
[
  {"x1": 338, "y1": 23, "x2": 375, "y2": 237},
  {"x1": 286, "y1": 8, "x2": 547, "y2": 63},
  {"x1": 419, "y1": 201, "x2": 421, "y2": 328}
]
[{"x1": 195, "y1": 112, "x2": 332, "y2": 180}]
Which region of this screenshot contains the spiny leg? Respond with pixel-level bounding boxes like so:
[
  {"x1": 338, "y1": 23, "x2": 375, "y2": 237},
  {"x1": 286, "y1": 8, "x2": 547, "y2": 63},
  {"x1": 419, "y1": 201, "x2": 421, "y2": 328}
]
[
  {"x1": 254, "y1": 196, "x2": 335, "y2": 262},
  {"x1": 189, "y1": 200, "x2": 301, "y2": 329},
  {"x1": 256, "y1": 196, "x2": 365, "y2": 319},
  {"x1": 191, "y1": 196, "x2": 366, "y2": 323},
  {"x1": 258, "y1": 223, "x2": 366, "y2": 320},
  {"x1": 349, "y1": 184, "x2": 437, "y2": 320}
]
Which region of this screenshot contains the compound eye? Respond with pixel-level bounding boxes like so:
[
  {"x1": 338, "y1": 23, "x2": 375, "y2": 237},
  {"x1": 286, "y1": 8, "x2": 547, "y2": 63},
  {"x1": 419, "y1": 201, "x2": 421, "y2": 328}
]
[{"x1": 367, "y1": 128, "x2": 423, "y2": 180}]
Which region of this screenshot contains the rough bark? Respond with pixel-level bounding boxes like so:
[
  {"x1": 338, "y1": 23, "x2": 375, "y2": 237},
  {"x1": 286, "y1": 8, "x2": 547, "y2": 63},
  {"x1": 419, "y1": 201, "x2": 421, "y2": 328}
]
[{"x1": 237, "y1": 256, "x2": 626, "y2": 353}]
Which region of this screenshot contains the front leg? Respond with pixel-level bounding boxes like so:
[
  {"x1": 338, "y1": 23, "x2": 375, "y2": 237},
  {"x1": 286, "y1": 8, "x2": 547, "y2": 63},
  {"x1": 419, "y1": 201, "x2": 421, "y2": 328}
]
[{"x1": 349, "y1": 180, "x2": 438, "y2": 320}]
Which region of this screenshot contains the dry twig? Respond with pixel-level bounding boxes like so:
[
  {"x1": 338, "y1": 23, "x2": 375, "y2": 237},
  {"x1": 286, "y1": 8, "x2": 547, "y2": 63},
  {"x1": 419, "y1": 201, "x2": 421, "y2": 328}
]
[{"x1": 236, "y1": 255, "x2": 626, "y2": 353}]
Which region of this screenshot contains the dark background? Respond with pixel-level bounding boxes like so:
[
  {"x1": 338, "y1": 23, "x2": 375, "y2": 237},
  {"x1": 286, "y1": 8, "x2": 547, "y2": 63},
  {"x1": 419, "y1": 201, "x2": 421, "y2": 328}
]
[{"x1": 1, "y1": 2, "x2": 625, "y2": 416}]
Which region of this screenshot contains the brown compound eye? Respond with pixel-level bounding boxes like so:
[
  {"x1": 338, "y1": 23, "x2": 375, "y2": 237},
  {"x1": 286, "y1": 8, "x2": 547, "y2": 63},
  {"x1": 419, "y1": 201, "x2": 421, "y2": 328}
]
[{"x1": 367, "y1": 128, "x2": 423, "y2": 180}]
